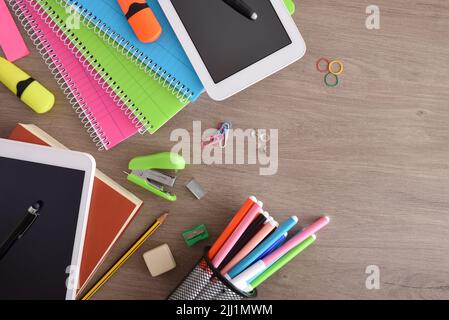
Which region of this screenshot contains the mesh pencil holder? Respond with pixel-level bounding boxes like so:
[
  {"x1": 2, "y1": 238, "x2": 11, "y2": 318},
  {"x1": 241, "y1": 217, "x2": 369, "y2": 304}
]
[{"x1": 168, "y1": 247, "x2": 257, "y2": 300}]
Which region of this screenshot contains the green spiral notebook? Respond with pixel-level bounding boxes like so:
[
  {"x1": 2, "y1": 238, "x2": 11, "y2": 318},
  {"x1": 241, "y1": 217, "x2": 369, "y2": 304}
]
[{"x1": 35, "y1": 0, "x2": 187, "y2": 134}]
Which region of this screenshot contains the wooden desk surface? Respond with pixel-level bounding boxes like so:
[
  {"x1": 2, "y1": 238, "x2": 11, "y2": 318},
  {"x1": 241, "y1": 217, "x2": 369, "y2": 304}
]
[{"x1": 2, "y1": 0, "x2": 449, "y2": 299}]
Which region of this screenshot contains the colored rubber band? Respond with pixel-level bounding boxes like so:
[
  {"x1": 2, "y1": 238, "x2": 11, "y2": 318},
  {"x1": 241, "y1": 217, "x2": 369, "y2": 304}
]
[
  {"x1": 316, "y1": 58, "x2": 330, "y2": 73},
  {"x1": 324, "y1": 73, "x2": 339, "y2": 87},
  {"x1": 328, "y1": 60, "x2": 344, "y2": 75}
]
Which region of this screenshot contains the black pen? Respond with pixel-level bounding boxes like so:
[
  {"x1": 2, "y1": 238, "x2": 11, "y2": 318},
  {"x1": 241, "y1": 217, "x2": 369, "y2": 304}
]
[
  {"x1": 223, "y1": 0, "x2": 258, "y2": 21},
  {"x1": 0, "y1": 201, "x2": 43, "y2": 260}
]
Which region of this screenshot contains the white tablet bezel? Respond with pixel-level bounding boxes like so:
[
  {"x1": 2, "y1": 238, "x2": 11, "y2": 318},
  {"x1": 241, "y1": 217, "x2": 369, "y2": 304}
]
[
  {"x1": 159, "y1": 0, "x2": 306, "y2": 101},
  {"x1": 0, "y1": 138, "x2": 96, "y2": 300}
]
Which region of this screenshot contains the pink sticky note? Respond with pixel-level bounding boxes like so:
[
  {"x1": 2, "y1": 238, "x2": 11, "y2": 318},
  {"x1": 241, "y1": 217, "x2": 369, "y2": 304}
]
[{"x1": 0, "y1": 0, "x2": 29, "y2": 61}]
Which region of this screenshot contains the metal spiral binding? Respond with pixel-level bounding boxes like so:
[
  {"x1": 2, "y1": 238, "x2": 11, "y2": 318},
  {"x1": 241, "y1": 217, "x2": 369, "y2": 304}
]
[
  {"x1": 7, "y1": 0, "x2": 117, "y2": 150},
  {"x1": 29, "y1": 0, "x2": 151, "y2": 134},
  {"x1": 59, "y1": 0, "x2": 195, "y2": 103}
]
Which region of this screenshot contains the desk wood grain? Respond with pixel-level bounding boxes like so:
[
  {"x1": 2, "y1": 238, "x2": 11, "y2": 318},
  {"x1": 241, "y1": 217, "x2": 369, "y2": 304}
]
[{"x1": 1, "y1": 0, "x2": 449, "y2": 299}]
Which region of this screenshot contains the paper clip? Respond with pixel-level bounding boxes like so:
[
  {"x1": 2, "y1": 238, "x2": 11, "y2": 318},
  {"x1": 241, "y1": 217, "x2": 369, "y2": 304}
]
[
  {"x1": 218, "y1": 121, "x2": 232, "y2": 135},
  {"x1": 202, "y1": 121, "x2": 232, "y2": 149},
  {"x1": 218, "y1": 121, "x2": 232, "y2": 148},
  {"x1": 202, "y1": 133, "x2": 223, "y2": 149}
]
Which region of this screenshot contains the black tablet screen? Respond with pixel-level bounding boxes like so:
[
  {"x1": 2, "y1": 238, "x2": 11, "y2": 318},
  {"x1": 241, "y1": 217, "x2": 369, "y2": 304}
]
[
  {"x1": 0, "y1": 156, "x2": 85, "y2": 299},
  {"x1": 171, "y1": 0, "x2": 292, "y2": 83}
]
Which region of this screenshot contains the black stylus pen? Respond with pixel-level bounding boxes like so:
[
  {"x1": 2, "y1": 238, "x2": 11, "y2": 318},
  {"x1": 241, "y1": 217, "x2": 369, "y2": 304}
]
[
  {"x1": 223, "y1": 0, "x2": 258, "y2": 21},
  {"x1": 0, "y1": 201, "x2": 43, "y2": 260}
]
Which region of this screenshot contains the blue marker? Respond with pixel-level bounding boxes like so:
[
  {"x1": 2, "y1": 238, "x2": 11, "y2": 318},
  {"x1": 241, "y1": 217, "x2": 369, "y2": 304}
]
[
  {"x1": 258, "y1": 232, "x2": 287, "y2": 261},
  {"x1": 248, "y1": 230, "x2": 310, "y2": 283},
  {"x1": 227, "y1": 216, "x2": 298, "y2": 279},
  {"x1": 245, "y1": 233, "x2": 288, "y2": 283}
]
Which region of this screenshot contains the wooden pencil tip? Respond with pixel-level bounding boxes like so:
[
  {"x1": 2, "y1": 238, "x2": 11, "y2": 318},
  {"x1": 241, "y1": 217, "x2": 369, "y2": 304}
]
[{"x1": 158, "y1": 212, "x2": 169, "y2": 224}]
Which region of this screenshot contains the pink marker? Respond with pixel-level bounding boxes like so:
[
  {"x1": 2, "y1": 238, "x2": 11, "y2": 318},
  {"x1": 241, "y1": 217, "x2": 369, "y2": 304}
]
[
  {"x1": 221, "y1": 216, "x2": 278, "y2": 275},
  {"x1": 211, "y1": 199, "x2": 263, "y2": 268},
  {"x1": 230, "y1": 216, "x2": 330, "y2": 290},
  {"x1": 263, "y1": 216, "x2": 329, "y2": 266}
]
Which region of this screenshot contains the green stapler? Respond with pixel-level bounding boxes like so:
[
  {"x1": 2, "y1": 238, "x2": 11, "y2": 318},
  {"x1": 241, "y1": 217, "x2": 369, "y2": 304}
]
[{"x1": 126, "y1": 152, "x2": 186, "y2": 202}]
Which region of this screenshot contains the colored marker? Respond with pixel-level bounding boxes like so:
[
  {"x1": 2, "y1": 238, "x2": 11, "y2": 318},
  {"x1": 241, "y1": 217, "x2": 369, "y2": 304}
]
[
  {"x1": 212, "y1": 200, "x2": 263, "y2": 267},
  {"x1": 248, "y1": 235, "x2": 317, "y2": 291},
  {"x1": 218, "y1": 211, "x2": 269, "y2": 270},
  {"x1": 227, "y1": 216, "x2": 299, "y2": 279},
  {"x1": 246, "y1": 233, "x2": 287, "y2": 284},
  {"x1": 208, "y1": 196, "x2": 258, "y2": 259},
  {"x1": 257, "y1": 232, "x2": 287, "y2": 260},
  {"x1": 263, "y1": 216, "x2": 329, "y2": 267},
  {"x1": 231, "y1": 235, "x2": 316, "y2": 291},
  {"x1": 220, "y1": 217, "x2": 278, "y2": 275},
  {"x1": 229, "y1": 216, "x2": 329, "y2": 287},
  {"x1": 189, "y1": 197, "x2": 259, "y2": 299},
  {"x1": 244, "y1": 232, "x2": 288, "y2": 284},
  {"x1": 197, "y1": 207, "x2": 265, "y2": 299}
]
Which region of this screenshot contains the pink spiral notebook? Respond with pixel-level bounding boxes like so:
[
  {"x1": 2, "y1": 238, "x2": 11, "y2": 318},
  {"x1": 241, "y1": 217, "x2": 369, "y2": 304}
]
[{"x1": 10, "y1": 0, "x2": 139, "y2": 150}]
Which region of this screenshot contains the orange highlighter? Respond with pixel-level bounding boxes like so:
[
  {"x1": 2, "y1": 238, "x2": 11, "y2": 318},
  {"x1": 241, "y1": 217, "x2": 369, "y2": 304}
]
[{"x1": 118, "y1": 0, "x2": 162, "y2": 43}]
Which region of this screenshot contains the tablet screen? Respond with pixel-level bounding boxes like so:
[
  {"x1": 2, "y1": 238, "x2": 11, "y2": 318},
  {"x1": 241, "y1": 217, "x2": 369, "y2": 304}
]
[
  {"x1": 0, "y1": 157, "x2": 85, "y2": 299},
  {"x1": 171, "y1": 0, "x2": 292, "y2": 83}
]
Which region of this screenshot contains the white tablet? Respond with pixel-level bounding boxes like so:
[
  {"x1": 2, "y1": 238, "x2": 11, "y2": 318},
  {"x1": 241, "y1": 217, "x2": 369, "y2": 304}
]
[
  {"x1": 0, "y1": 139, "x2": 95, "y2": 300},
  {"x1": 159, "y1": 0, "x2": 306, "y2": 101}
]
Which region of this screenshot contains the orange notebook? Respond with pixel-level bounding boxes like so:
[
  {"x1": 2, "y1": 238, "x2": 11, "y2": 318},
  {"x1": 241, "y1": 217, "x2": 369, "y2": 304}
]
[{"x1": 8, "y1": 123, "x2": 143, "y2": 297}]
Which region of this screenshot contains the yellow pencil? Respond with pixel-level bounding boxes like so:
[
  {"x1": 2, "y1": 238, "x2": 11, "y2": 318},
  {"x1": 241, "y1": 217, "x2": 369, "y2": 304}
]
[{"x1": 81, "y1": 212, "x2": 168, "y2": 300}]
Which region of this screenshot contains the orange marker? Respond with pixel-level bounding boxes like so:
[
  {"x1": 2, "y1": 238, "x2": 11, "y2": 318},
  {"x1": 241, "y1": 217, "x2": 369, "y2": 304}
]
[
  {"x1": 118, "y1": 0, "x2": 162, "y2": 43},
  {"x1": 208, "y1": 196, "x2": 259, "y2": 259}
]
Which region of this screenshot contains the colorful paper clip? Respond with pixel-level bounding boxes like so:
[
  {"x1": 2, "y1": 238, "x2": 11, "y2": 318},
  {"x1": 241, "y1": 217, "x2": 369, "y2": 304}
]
[
  {"x1": 202, "y1": 121, "x2": 232, "y2": 149},
  {"x1": 202, "y1": 133, "x2": 224, "y2": 149},
  {"x1": 218, "y1": 121, "x2": 232, "y2": 148}
]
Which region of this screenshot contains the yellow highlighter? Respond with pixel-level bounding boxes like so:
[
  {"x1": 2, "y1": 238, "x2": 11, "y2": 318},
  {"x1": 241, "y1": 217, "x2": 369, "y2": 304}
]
[{"x1": 0, "y1": 56, "x2": 54, "y2": 114}]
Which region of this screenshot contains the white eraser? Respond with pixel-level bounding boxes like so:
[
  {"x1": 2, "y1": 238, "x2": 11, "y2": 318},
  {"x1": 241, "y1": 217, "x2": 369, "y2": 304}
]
[{"x1": 143, "y1": 244, "x2": 176, "y2": 277}]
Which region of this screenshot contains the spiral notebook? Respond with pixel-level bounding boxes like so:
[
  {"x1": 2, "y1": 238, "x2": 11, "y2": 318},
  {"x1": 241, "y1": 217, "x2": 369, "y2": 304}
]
[
  {"x1": 34, "y1": 0, "x2": 188, "y2": 134},
  {"x1": 62, "y1": 0, "x2": 204, "y2": 102},
  {"x1": 9, "y1": 0, "x2": 139, "y2": 150}
]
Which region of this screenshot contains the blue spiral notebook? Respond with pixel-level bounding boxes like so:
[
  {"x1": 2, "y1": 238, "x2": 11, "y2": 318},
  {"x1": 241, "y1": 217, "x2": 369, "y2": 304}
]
[{"x1": 63, "y1": 0, "x2": 204, "y2": 102}]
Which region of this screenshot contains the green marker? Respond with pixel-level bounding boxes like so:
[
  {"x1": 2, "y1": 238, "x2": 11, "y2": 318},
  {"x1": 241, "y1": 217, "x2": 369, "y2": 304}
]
[{"x1": 249, "y1": 235, "x2": 316, "y2": 289}]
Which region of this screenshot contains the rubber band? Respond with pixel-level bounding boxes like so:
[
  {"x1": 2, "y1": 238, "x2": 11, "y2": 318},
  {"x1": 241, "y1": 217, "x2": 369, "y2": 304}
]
[
  {"x1": 316, "y1": 58, "x2": 330, "y2": 73},
  {"x1": 328, "y1": 60, "x2": 344, "y2": 75},
  {"x1": 324, "y1": 72, "x2": 339, "y2": 87}
]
